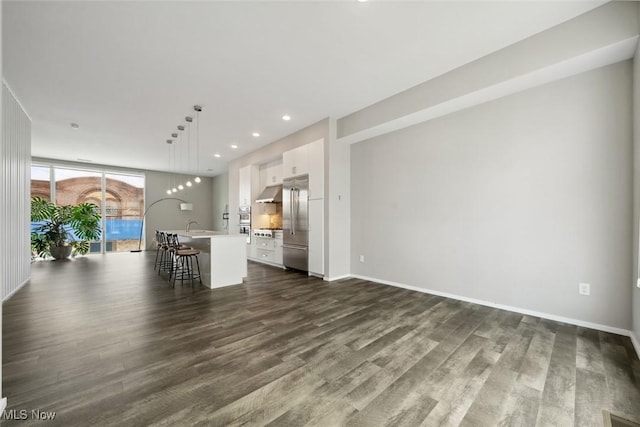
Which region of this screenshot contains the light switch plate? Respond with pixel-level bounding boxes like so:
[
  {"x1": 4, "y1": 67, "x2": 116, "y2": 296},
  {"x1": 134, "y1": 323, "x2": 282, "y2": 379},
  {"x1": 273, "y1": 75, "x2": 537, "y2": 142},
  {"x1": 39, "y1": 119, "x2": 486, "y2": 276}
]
[{"x1": 579, "y1": 282, "x2": 590, "y2": 296}]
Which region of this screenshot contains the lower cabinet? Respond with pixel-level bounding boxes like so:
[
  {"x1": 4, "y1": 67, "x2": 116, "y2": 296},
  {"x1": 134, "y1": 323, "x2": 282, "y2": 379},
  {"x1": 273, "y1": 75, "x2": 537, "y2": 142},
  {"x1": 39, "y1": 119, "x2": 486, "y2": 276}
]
[{"x1": 248, "y1": 236, "x2": 283, "y2": 267}]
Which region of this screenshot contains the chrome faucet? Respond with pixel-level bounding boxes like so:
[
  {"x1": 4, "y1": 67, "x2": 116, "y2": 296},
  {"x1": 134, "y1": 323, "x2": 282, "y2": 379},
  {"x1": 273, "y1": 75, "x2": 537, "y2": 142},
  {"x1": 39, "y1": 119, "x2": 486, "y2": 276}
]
[{"x1": 186, "y1": 220, "x2": 199, "y2": 232}]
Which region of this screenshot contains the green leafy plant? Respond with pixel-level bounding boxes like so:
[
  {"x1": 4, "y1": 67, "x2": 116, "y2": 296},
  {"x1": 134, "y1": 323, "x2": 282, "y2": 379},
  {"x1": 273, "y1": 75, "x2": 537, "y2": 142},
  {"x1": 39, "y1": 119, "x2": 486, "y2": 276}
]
[{"x1": 30, "y1": 196, "x2": 102, "y2": 258}]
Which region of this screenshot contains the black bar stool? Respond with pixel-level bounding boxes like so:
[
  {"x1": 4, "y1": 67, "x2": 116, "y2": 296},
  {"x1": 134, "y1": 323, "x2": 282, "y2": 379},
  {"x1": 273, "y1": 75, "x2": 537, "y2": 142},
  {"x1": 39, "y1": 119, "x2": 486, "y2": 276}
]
[
  {"x1": 154, "y1": 230, "x2": 168, "y2": 271},
  {"x1": 172, "y1": 246, "x2": 202, "y2": 288}
]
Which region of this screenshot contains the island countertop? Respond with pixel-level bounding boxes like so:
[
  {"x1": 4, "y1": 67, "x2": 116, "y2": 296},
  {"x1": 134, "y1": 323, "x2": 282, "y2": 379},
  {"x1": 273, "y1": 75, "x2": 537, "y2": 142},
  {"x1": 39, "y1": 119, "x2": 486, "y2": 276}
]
[
  {"x1": 163, "y1": 229, "x2": 242, "y2": 239},
  {"x1": 160, "y1": 230, "x2": 247, "y2": 288}
]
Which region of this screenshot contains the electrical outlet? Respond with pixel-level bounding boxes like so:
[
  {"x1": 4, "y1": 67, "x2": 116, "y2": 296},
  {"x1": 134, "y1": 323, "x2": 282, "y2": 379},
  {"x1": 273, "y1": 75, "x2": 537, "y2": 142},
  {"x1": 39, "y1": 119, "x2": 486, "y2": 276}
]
[
  {"x1": 359, "y1": 255, "x2": 365, "y2": 263},
  {"x1": 579, "y1": 282, "x2": 590, "y2": 296}
]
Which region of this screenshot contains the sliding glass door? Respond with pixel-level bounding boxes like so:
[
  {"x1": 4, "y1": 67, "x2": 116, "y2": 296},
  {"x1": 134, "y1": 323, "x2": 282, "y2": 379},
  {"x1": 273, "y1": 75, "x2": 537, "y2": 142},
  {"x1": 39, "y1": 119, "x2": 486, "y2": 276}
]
[
  {"x1": 54, "y1": 167, "x2": 103, "y2": 253},
  {"x1": 104, "y1": 173, "x2": 144, "y2": 252},
  {"x1": 30, "y1": 164, "x2": 145, "y2": 254}
]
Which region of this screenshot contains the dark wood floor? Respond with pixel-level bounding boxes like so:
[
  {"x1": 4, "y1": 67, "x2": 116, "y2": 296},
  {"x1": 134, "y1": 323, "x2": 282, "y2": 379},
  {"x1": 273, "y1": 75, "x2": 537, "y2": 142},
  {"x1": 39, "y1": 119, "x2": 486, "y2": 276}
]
[{"x1": 3, "y1": 252, "x2": 640, "y2": 426}]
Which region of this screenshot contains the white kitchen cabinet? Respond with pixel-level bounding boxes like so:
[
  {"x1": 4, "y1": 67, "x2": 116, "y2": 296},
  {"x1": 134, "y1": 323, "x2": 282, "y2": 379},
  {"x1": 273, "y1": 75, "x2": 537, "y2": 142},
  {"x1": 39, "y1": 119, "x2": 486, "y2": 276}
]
[
  {"x1": 307, "y1": 139, "x2": 324, "y2": 200},
  {"x1": 282, "y1": 144, "x2": 309, "y2": 179},
  {"x1": 247, "y1": 242, "x2": 256, "y2": 259},
  {"x1": 274, "y1": 236, "x2": 283, "y2": 265},
  {"x1": 282, "y1": 139, "x2": 324, "y2": 199},
  {"x1": 239, "y1": 164, "x2": 258, "y2": 206},
  {"x1": 262, "y1": 161, "x2": 283, "y2": 186},
  {"x1": 308, "y1": 199, "x2": 324, "y2": 276},
  {"x1": 249, "y1": 235, "x2": 283, "y2": 267}
]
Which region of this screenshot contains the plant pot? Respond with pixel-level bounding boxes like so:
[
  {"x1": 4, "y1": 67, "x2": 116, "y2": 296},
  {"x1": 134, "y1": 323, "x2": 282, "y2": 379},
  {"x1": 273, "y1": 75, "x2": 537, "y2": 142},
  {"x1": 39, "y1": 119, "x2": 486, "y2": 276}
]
[{"x1": 50, "y1": 245, "x2": 73, "y2": 260}]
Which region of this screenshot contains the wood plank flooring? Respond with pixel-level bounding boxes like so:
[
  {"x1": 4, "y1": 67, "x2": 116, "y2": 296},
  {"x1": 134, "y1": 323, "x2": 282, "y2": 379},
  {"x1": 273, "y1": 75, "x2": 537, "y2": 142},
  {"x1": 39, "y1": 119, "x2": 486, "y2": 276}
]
[{"x1": 3, "y1": 252, "x2": 640, "y2": 426}]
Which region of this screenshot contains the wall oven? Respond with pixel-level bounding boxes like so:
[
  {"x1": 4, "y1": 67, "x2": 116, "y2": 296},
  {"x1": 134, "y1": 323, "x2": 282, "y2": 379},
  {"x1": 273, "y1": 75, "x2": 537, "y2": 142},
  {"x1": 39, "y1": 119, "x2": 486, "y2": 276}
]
[{"x1": 239, "y1": 206, "x2": 251, "y2": 243}]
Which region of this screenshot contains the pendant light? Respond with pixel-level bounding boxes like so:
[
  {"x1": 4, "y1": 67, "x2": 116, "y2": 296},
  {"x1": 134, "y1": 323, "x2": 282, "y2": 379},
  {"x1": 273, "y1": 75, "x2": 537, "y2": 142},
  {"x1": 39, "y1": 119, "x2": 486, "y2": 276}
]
[
  {"x1": 166, "y1": 139, "x2": 177, "y2": 193},
  {"x1": 185, "y1": 116, "x2": 193, "y2": 187},
  {"x1": 166, "y1": 139, "x2": 173, "y2": 195},
  {"x1": 194, "y1": 105, "x2": 202, "y2": 183},
  {"x1": 161, "y1": 105, "x2": 203, "y2": 192}
]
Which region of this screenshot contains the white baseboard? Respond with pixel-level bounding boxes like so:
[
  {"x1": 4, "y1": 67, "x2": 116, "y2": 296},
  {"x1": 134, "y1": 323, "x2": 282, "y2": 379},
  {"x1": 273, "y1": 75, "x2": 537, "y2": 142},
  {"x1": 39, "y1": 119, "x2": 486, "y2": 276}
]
[
  {"x1": 630, "y1": 331, "x2": 640, "y2": 359},
  {"x1": 248, "y1": 258, "x2": 285, "y2": 270},
  {"x1": 0, "y1": 397, "x2": 7, "y2": 413},
  {"x1": 350, "y1": 274, "x2": 632, "y2": 338},
  {"x1": 2, "y1": 277, "x2": 30, "y2": 303},
  {"x1": 324, "y1": 274, "x2": 351, "y2": 282}
]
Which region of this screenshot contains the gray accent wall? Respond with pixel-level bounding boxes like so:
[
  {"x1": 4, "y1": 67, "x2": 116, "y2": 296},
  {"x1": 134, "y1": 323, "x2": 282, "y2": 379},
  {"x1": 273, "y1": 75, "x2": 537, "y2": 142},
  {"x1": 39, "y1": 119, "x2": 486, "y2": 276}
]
[
  {"x1": 633, "y1": 35, "x2": 640, "y2": 346},
  {"x1": 144, "y1": 171, "x2": 213, "y2": 250},
  {"x1": 351, "y1": 61, "x2": 633, "y2": 330}
]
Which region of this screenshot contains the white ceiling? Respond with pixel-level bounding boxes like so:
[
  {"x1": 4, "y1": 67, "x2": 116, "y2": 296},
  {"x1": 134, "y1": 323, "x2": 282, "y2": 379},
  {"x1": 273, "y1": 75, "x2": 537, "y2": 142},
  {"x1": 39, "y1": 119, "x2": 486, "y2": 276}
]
[{"x1": 4, "y1": 1, "x2": 605, "y2": 177}]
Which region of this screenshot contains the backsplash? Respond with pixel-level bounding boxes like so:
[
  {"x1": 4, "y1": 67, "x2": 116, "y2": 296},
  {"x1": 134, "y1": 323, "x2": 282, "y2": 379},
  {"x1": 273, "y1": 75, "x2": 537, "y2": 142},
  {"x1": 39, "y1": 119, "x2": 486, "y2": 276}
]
[{"x1": 252, "y1": 203, "x2": 282, "y2": 229}]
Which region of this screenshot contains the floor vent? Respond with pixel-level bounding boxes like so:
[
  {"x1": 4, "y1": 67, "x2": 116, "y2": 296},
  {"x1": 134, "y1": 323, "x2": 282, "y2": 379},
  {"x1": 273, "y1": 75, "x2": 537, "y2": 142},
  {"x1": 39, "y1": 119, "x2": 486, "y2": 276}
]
[{"x1": 603, "y1": 410, "x2": 640, "y2": 427}]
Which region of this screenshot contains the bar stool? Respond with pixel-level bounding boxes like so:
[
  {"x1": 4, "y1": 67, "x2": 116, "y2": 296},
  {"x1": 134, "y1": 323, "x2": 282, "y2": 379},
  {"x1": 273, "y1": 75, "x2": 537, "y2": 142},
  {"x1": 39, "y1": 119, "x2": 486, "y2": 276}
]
[
  {"x1": 154, "y1": 230, "x2": 168, "y2": 271},
  {"x1": 157, "y1": 232, "x2": 175, "y2": 275},
  {"x1": 171, "y1": 242, "x2": 202, "y2": 288}
]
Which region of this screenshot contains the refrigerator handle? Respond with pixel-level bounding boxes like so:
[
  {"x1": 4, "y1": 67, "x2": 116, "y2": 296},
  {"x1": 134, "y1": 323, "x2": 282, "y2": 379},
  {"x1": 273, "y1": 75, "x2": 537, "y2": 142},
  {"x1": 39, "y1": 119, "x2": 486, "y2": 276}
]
[
  {"x1": 295, "y1": 187, "x2": 299, "y2": 234},
  {"x1": 290, "y1": 187, "x2": 295, "y2": 235}
]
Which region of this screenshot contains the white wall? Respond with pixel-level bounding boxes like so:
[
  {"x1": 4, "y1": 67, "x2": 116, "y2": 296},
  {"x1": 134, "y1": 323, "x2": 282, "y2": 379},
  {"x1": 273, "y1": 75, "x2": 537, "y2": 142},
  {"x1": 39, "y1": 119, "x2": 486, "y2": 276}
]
[
  {"x1": 351, "y1": 61, "x2": 633, "y2": 330},
  {"x1": 326, "y1": 118, "x2": 351, "y2": 280},
  {"x1": 212, "y1": 172, "x2": 229, "y2": 232},
  {"x1": 2, "y1": 82, "x2": 31, "y2": 301},
  {"x1": 338, "y1": 2, "x2": 639, "y2": 142}
]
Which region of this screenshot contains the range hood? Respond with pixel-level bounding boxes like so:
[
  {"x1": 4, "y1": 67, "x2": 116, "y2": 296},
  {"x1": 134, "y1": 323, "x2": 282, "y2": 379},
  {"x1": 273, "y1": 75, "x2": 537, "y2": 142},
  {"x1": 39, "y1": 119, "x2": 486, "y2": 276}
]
[{"x1": 256, "y1": 184, "x2": 282, "y2": 203}]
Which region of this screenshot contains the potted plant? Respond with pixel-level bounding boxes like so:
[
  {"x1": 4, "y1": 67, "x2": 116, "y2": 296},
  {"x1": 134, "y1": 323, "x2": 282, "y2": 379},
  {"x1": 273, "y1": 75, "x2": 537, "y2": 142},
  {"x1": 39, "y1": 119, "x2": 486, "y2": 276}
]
[{"x1": 30, "y1": 196, "x2": 102, "y2": 259}]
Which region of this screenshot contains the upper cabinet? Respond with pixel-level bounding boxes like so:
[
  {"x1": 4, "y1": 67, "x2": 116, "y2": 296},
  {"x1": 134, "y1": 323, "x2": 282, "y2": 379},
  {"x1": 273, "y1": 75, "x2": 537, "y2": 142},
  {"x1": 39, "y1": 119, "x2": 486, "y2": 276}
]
[
  {"x1": 282, "y1": 144, "x2": 309, "y2": 179},
  {"x1": 260, "y1": 159, "x2": 283, "y2": 187},
  {"x1": 239, "y1": 164, "x2": 258, "y2": 207},
  {"x1": 282, "y1": 138, "x2": 324, "y2": 200}
]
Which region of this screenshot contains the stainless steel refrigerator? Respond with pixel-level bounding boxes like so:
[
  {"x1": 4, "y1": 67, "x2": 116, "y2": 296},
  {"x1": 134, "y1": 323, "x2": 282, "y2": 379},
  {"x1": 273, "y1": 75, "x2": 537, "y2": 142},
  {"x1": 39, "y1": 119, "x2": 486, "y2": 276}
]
[{"x1": 283, "y1": 175, "x2": 309, "y2": 271}]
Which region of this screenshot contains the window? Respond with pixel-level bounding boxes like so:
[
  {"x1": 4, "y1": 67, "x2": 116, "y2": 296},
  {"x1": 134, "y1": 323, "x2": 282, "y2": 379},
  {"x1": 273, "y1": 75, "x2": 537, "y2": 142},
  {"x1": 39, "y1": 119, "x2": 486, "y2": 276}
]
[
  {"x1": 31, "y1": 164, "x2": 145, "y2": 254},
  {"x1": 105, "y1": 173, "x2": 144, "y2": 252},
  {"x1": 30, "y1": 165, "x2": 51, "y2": 200}
]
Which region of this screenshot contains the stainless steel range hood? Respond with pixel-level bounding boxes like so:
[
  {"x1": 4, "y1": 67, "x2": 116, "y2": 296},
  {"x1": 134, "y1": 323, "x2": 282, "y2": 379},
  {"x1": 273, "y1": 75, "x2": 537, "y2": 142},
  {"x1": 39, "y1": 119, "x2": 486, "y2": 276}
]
[{"x1": 256, "y1": 184, "x2": 282, "y2": 203}]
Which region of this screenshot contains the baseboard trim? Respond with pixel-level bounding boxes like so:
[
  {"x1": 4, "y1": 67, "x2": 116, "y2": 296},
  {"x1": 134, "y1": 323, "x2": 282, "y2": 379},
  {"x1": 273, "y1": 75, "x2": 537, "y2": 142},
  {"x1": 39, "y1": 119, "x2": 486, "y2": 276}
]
[
  {"x1": 2, "y1": 277, "x2": 30, "y2": 303},
  {"x1": 325, "y1": 274, "x2": 351, "y2": 282},
  {"x1": 248, "y1": 258, "x2": 286, "y2": 270},
  {"x1": 350, "y1": 274, "x2": 632, "y2": 338},
  {"x1": 630, "y1": 331, "x2": 640, "y2": 359}
]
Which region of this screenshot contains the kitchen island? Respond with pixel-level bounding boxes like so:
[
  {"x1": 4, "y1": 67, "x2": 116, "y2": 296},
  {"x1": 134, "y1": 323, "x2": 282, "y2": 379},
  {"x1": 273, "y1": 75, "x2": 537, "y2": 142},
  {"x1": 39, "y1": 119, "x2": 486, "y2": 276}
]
[{"x1": 162, "y1": 230, "x2": 247, "y2": 288}]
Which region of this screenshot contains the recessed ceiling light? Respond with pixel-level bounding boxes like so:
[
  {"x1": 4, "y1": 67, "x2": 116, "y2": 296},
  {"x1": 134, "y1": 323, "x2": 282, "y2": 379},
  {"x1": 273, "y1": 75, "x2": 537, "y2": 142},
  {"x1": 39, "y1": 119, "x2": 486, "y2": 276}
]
[
  {"x1": 252, "y1": 132, "x2": 260, "y2": 137},
  {"x1": 231, "y1": 144, "x2": 238, "y2": 149},
  {"x1": 282, "y1": 115, "x2": 291, "y2": 121},
  {"x1": 70, "y1": 123, "x2": 79, "y2": 129},
  {"x1": 214, "y1": 153, "x2": 221, "y2": 158},
  {"x1": 357, "y1": 0, "x2": 368, "y2": 2}
]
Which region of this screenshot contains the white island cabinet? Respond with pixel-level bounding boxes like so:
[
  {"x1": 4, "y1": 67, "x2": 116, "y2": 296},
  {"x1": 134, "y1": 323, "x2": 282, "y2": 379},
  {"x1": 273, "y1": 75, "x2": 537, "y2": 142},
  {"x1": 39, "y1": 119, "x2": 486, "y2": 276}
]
[{"x1": 163, "y1": 230, "x2": 247, "y2": 288}]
